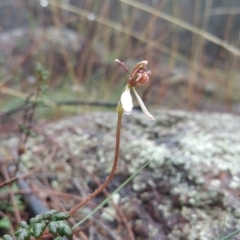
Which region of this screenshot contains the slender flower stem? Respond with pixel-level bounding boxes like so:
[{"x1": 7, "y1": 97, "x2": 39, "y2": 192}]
[{"x1": 68, "y1": 109, "x2": 123, "y2": 216}]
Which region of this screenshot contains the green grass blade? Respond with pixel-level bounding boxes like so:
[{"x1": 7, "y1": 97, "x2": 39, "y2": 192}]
[
  {"x1": 221, "y1": 229, "x2": 240, "y2": 240},
  {"x1": 73, "y1": 159, "x2": 151, "y2": 229},
  {"x1": 54, "y1": 159, "x2": 151, "y2": 240}
]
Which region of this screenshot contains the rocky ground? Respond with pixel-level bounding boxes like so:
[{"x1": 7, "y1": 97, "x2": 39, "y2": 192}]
[{"x1": 1, "y1": 109, "x2": 240, "y2": 239}]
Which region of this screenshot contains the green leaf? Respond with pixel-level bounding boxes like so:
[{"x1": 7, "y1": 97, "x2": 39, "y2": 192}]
[
  {"x1": 3, "y1": 235, "x2": 13, "y2": 240},
  {"x1": 14, "y1": 229, "x2": 22, "y2": 236},
  {"x1": 0, "y1": 217, "x2": 11, "y2": 229},
  {"x1": 57, "y1": 221, "x2": 66, "y2": 236},
  {"x1": 50, "y1": 212, "x2": 70, "y2": 221},
  {"x1": 62, "y1": 224, "x2": 73, "y2": 238},
  {"x1": 49, "y1": 221, "x2": 58, "y2": 236},
  {"x1": 57, "y1": 221, "x2": 72, "y2": 238},
  {"x1": 30, "y1": 214, "x2": 44, "y2": 224},
  {"x1": 40, "y1": 85, "x2": 49, "y2": 93},
  {"x1": 31, "y1": 222, "x2": 47, "y2": 238},
  {"x1": 15, "y1": 229, "x2": 30, "y2": 240},
  {"x1": 19, "y1": 221, "x2": 28, "y2": 229},
  {"x1": 35, "y1": 62, "x2": 42, "y2": 72},
  {"x1": 35, "y1": 62, "x2": 49, "y2": 82},
  {"x1": 43, "y1": 210, "x2": 59, "y2": 219}
]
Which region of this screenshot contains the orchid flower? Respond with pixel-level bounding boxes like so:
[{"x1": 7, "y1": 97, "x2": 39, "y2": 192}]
[{"x1": 115, "y1": 59, "x2": 155, "y2": 120}]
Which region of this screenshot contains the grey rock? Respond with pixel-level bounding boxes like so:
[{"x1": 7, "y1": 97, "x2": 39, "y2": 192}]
[{"x1": 2, "y1": 109, "x2": 240, "y2": 239}]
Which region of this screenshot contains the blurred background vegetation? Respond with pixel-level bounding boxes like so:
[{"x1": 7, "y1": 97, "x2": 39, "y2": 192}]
[{"x1": 1, "y1": 0, "x2": 240, "y2": 119}]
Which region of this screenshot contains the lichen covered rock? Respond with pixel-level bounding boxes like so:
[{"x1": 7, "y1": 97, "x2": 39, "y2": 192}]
[{"x1": 2, "y1": 109, "x2": 240, "y2": 239}]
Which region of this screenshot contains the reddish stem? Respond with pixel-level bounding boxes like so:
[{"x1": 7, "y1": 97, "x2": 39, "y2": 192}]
[{"x1": 69, "y1": 110, "x2": 123, "y2": 216}]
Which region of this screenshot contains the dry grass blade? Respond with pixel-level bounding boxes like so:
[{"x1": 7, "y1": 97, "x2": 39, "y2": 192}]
[
  {"x1": 0, "y1": 147, "x2": 58, "y2": 188},
  {"x1": 120, "y1": 0, "x2": 240, "y2": 57},
  {"x1": 0, "y1": 86, "x2": 77, "y2": 113},
  {"x1": 47, "y1": 0, "x2": 210, "y2": 76},
  {"x1": 208, "y1": 7, "x2": 240, "y2": 16}
]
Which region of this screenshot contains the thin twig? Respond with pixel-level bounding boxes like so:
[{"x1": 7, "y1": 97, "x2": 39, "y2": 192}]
[
  {"x1": 1, "y1": 164, "x2": 21, "y2": 224},
  {"x1": 0, "y1": 147, "x2": 57, "y2": 188}
]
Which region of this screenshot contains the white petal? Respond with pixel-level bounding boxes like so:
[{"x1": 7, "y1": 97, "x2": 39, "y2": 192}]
[
  {"x1": 132, "y1": 87, "x2": 155, "y2": 120},
  {"x1": 138, "y1": 60, "x2": 148, "y2": 66},
  {"x1": 120, "y1": 86, "x2": 133, "y2": 114}
]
